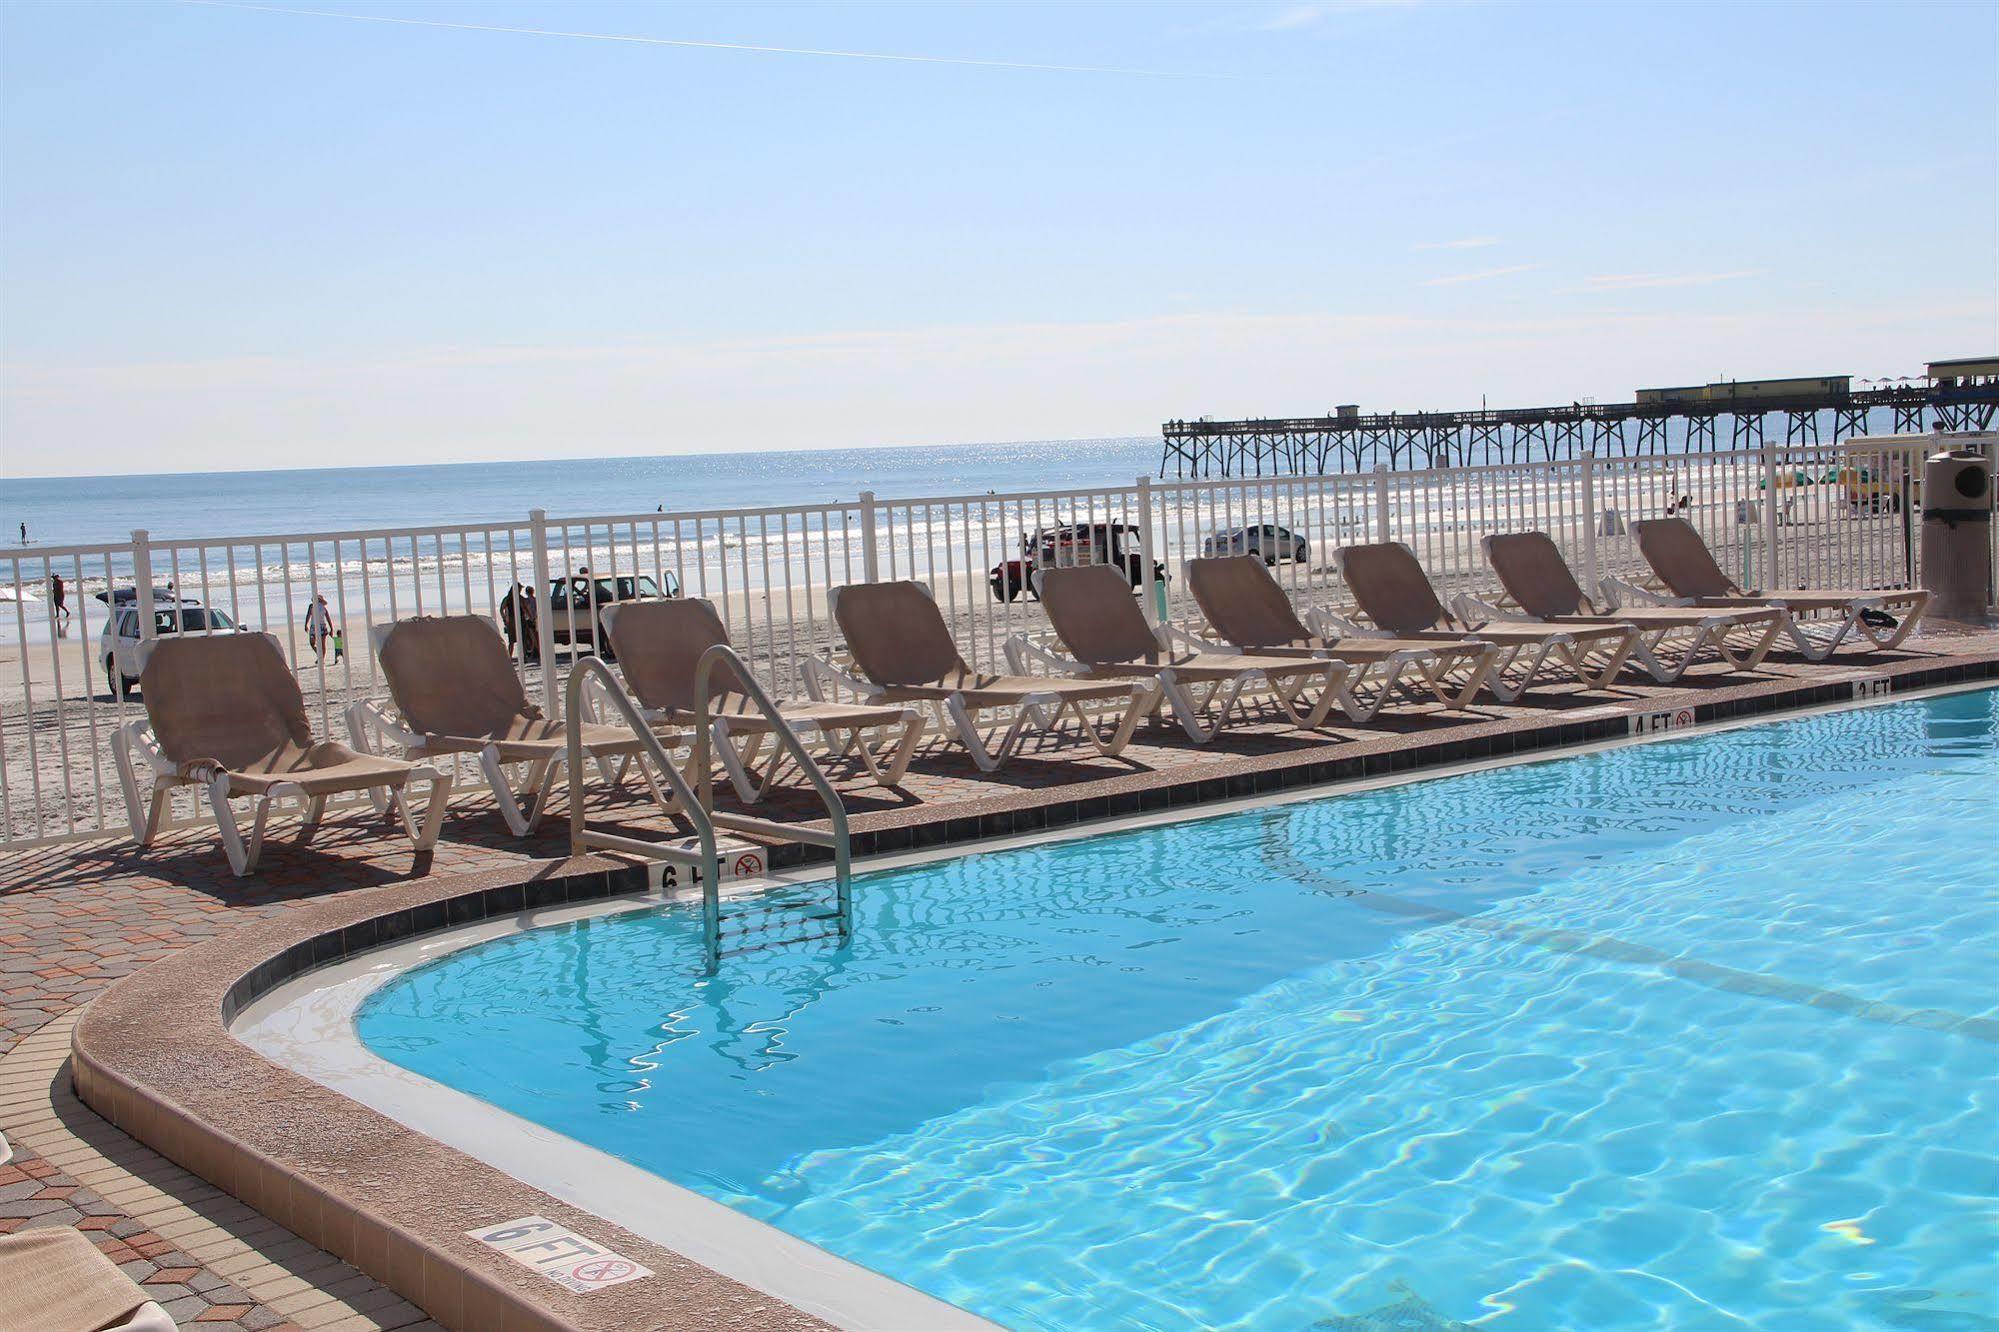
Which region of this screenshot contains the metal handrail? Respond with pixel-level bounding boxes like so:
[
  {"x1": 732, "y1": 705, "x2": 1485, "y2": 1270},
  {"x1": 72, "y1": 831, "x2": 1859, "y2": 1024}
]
[
  {"x1": 565, "y1": 647, "x2": 854, "y2": 970},
  {"x1": 693, "y1": 642, "x2": 853, "y2": 944},
  {"x1": 564, "y1": 657, "x2": 720, "y2": 943}
]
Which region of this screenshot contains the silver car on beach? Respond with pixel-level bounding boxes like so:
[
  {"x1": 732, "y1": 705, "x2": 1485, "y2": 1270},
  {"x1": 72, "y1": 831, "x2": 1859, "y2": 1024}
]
[{"x1": 1201, "y1": 524, "x2": 1309, "y2": 565}]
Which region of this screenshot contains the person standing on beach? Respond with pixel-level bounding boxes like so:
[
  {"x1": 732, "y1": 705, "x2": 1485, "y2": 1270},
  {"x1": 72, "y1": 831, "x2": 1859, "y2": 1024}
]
[
  {"x1": 500, "y1": 582, "x2": 525, "y2": 655},
  {"x1": 49, "y1": 573, "x2": 69, "y2": 636},
  {"x1": 304, "y1": 593, "x2": 337, "y2": 662},
  {"x1": 520, "y1": 585, "x2": 539, "y2": 661}
]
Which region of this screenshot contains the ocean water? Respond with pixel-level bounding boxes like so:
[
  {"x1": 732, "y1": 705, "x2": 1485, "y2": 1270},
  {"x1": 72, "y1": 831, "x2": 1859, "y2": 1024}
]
[
  {"x1": 3, "y1": 438, "x2": 1162, "y2": 550},
  {"x1": 4, "y1": 405, "x2": 1927, "y2": 551},
  {"x1": 357, "y1": 689, "x2": 1999, "y2": 1331}
]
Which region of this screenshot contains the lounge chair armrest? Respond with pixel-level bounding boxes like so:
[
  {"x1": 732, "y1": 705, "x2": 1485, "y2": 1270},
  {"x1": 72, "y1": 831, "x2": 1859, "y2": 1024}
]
[
  {"x1": 1003, "y1": 632, "x2": 1089, "y2": 677},
  {"x1": 346, "y1": 698, "x2": 423, "y2": 754},
  {"x1": 578, "y1": 675, "x2": 675, "y2": 734},
  {"x1": 1159, "y1": 620, "x2": 1228, "y2": 655},
  {"x1": 1305, "y1": 607, "x2": 1384, "y2": 640},
  {"x1": 799, "y1": 655, "x2": 881, "y2": 704},
  {"x1": 115, "y1": 718, "x2": 174, "y2": 779},
  {"x1": 111, "y1": 719, "x2": 177, "y2": 842},
  {"x1": 577, "y1": 670, "x2": 625, "y2": 725},
  {"x1": 1449, "y1": 592, "x2": 1529, "y2": 628},
  {"x1": 1600, "y1": 576, "x2": 1687, "y2": 609}
]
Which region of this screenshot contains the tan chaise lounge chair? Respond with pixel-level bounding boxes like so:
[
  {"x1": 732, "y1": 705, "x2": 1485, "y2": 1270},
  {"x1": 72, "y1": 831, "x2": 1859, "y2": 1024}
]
[
  {"x1": 0, "y1": 1227, "x2": 175, "y2": 1332},
  {"x1": 1625, "y1": 517, "x2": 1928, "y2": 659},
  {"x1": 823, "y1": 580, "x2": 1159, "y2": 771},
  {"x1": 1010, "y1": 564, "x2": 1349, "y2": 741},
  {"x1": 601, "y1": 597, "x2": 927, "y2": 803},
  {"x1": 1330, "y1": 542, "x2": 1640, "y2": 702},
  {"x1": 113, "y1": 633, "x2": 448, "y2": 876},
  {"x1": 351, "y1": 615, "x2": 676, "y2": 836},
  {"x1": 1182, "y1": 554, "x2": 1500, "y2": 716},
  {"x1": 1469, "y1": 531, "x2": 1785, "y2": 682}
]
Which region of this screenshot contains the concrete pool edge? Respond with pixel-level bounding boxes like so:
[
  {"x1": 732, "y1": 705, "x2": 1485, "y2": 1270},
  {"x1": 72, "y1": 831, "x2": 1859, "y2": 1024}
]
[
  {"x1": 67, "y1": 649, "x2": 1999, "y2": 1332},
  {"x1": 69, "y1": 856, "x2": 846, "y2": 1332},
  {"x1": 230, "y1": 898, "x2": 996, "y2": 1332}
]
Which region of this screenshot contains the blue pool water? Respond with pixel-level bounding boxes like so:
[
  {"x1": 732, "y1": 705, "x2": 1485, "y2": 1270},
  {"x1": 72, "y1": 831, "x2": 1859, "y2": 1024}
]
[{"x1": 358, "y1": 691, "x2": 1999, "y2": 1330}]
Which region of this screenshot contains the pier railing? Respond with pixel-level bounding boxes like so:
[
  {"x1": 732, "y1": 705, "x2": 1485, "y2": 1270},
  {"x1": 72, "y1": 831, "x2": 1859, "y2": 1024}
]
[{"x1": 0, "y1": 433, "x2": 1985, "y2": 848}]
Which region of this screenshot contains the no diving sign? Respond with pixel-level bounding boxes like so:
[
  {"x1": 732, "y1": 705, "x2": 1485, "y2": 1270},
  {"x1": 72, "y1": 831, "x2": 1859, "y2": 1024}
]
[
  {"x1": 468, "y1": 1215, "x2": 652, "y2": 1294},
  {"x1": 1629, "y1": 705, "x2": 1696, "y2": 736}
]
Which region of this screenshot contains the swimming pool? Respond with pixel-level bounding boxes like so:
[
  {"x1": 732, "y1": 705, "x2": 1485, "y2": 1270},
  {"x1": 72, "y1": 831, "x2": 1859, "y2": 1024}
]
[{"x1": 348, "y1": 689, "x2": 1998, "y2": 1330}]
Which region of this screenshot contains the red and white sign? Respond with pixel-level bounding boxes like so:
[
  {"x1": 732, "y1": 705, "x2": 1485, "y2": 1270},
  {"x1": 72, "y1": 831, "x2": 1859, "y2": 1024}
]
[
  {"x1": 467, "y1": 1216, "x2": 652, "y2": 1294},
  {"x1": 1629, "y1": 705, "x2": 1697, "y2": 736}
]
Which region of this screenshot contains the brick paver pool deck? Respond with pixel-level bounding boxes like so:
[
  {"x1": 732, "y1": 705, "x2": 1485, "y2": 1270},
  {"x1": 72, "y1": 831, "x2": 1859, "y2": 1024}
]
[{"x1": 4, "y1": 631, "x2": 1996, "y2": 1330}]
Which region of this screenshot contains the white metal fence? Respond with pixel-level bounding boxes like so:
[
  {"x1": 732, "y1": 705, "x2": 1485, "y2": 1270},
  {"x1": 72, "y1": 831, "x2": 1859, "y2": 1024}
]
[{"x1": 1, "y1": 433, "x2": 1983, "y2": 849}]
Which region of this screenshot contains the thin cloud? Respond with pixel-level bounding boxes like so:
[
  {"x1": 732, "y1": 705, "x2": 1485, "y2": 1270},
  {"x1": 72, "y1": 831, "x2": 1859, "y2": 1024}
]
[
  {"x1": 1423, "y1": 263, "x2": 1540, "y2": 287},
  {"x1": 181, "y1": 0, "x2": 1239, "y2": 79},
  {"x1": 1259, "y1": 1, "x2": 1419, "y2": 29},
  {"x1": 1261, "y1": 5, "x2": 1330, "y2": 28},
  {"x1": 1580, "y1": 271, "x2": 1760, "y2": 291},
  {"x1": 1414, "y1": 237, "x2": 1501, "y2": 251}
]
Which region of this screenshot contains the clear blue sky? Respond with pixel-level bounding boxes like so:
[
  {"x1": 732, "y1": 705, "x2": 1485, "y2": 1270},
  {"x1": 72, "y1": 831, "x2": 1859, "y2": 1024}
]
[{"x1": 2, "y1": 0, "x2": 1993, "y2": 476}]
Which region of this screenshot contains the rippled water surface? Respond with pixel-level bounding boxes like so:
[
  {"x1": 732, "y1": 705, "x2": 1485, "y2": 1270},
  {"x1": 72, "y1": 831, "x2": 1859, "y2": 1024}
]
[{"x1": 359, "y1": 689, "x2": 1999, "y2": 1330}]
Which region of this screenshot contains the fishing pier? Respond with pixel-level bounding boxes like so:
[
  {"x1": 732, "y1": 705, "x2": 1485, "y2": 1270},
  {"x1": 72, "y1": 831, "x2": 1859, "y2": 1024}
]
[{"x1": 1160, "y1": 357, "x2": 1999, "y2": 477}]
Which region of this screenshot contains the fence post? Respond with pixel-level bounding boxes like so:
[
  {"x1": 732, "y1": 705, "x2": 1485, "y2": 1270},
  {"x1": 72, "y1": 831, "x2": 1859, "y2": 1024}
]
[
  {"x1": 129, "y1": 530, "x2": 155, "y2": 642},
  {"x1": 1134, "y1": 475, "x2": 1161, "y2": 624},
  {"x1": 1759, "y1": 443, "x2": 1781, "y2": 591},
  {"x1": 1900, "y1": 440, "x2": 1920, "y2": 588},
  {"x1": 1579, "y1": 452, "x2": 1601, "y2": 598},
  {"x1": 858, "y1": 490, "x2": 881, "y2": 583},
  {"x1": 529, "y1": 508, "x2": 558, "y2": 715},
  {"x1": 1371, "y1": 464, "x2": 1392, "y2": 542}
]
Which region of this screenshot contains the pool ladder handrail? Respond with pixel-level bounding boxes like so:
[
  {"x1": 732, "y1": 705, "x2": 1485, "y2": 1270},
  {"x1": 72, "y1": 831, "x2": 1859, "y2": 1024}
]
[{"x1": 565, "y1": 648, "x2": 853, "y2": 970}]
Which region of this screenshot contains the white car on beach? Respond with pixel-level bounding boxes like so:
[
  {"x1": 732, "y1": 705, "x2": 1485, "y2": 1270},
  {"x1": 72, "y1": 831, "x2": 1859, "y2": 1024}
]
[
  {"x1": 1201, "y1": 524, "x2": 1310, "y2": 565},
  {"x1": 99, "y1": 596, "x2": 243, "y2": 698}
]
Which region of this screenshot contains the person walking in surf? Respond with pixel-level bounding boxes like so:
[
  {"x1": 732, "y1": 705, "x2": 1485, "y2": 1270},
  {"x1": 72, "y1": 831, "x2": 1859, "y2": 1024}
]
[{"x1": 48, "y1": 573, "x2": 69, "y2": 636}]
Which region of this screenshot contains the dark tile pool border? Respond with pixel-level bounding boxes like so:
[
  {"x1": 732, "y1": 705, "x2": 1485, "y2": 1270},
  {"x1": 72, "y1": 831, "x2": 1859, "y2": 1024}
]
[{"x1": 69, "y1": 649, "x2": 1999, "y2": 1331}]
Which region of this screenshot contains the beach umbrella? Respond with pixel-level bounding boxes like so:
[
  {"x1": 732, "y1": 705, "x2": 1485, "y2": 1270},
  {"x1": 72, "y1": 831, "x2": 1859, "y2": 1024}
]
[{"x1": 0, "y1": 586, "x2": 41, "y2": 603}]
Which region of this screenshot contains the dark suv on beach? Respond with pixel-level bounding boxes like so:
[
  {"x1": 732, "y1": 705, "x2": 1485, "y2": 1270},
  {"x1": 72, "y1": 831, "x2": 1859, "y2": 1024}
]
[{"x1": 987, "y1": 523, "x2": 1166, "y2": 602}]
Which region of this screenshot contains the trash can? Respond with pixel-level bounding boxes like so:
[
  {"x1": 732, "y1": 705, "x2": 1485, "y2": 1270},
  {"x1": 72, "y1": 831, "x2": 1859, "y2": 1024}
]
[{"x1": 1919, "y1": 447, "x2": 1994, "y2": 622}]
